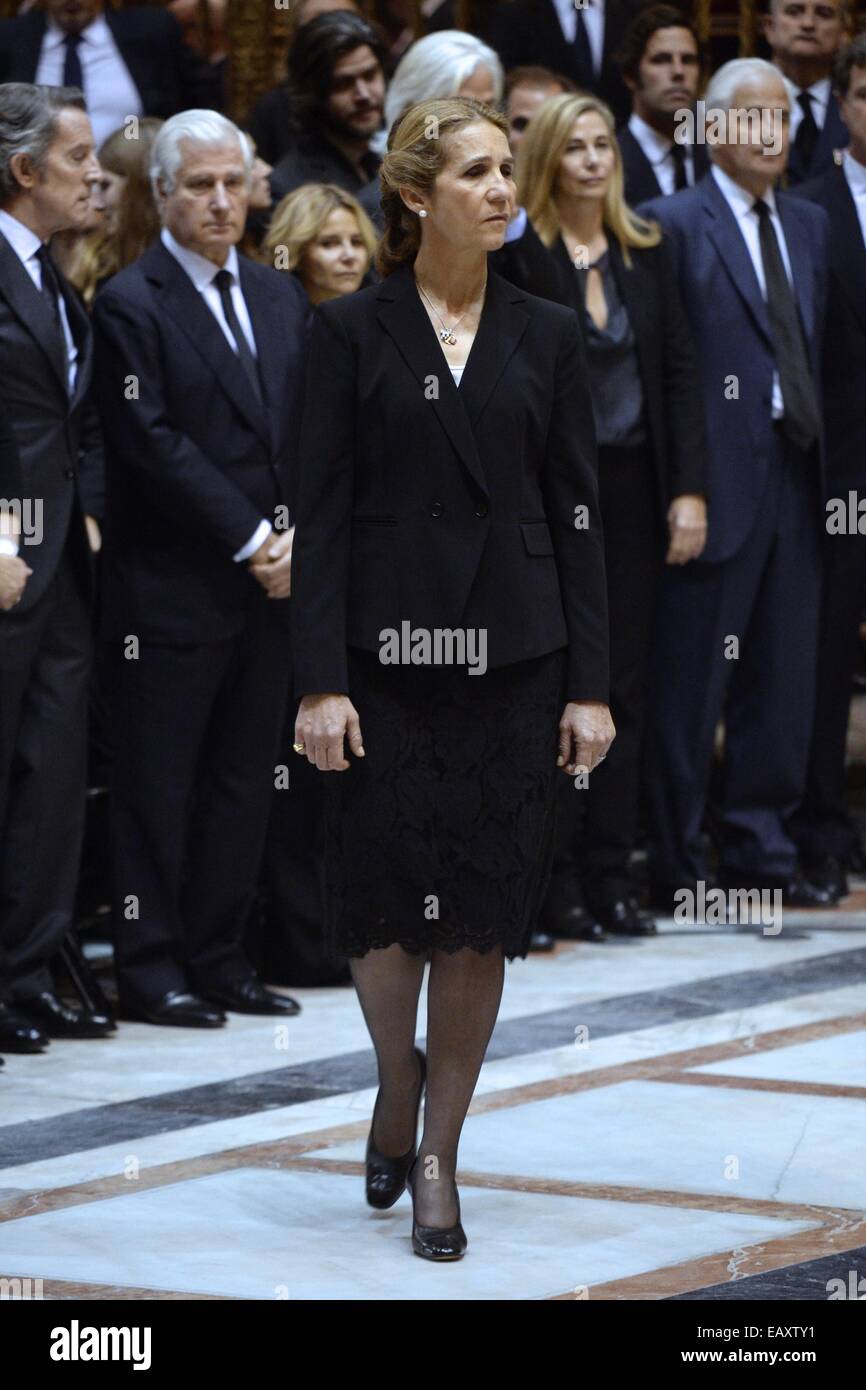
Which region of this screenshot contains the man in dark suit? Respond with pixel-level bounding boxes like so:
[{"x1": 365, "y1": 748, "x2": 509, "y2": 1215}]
[
  {"x1": 764, "y1": 0, "x2": 848, "y2": 185},
  {"x1": 789, "y1": 36, "x2": 866, "y2": 896},
  {"x1": 617, "y1": 4, "x2": 710, "y2": 206},
  {"x1": 486, "y1": 0, "x2": 650, "y2": 124},
  {"x1": 0, "y1": 81, "x2": 113, "y2": 1052},
  {"x1": 641, "y1": 58, "x2": 833, "y2": 909},
  {"x1": 0, "y1": 0, "x2": 224, "y2": 148},
  {"x1": 93, "y1": 110, "x2": 309, "y2": 1027},
  {"x1": 267, "y1": 12, "x2": 387, "y2": 205}
]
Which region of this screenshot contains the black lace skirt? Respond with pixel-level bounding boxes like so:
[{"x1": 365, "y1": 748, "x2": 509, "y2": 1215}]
[{"x1": 319, "y1": 646, "x2": 568, "y2": 962}]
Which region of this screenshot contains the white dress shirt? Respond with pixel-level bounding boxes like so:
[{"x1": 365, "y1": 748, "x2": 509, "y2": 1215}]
[
  {"x1": 842, "y1": 149, "x2": 866, "y2": 249},
  {"x1": 159, "y1": 227, "x2": 271, "y2": 562},
  {"x1": 710, "y1": 163, "x2": 796, "y2": 419},
  {"x1": 628, "y1": 112, "x2": 696, "y2": 195},
  {"x1": 35, "y1": 14, "x2": 143, "y2": 149},
  {"x1": 0, "y1": 209, "x2": 79, "y2": 555},
  {"x1": 789, "y1": 75, "x2": 831, "y2": 142},
  {"x1": 552, "y1": 0, "x2": 605, "y2": 77}
]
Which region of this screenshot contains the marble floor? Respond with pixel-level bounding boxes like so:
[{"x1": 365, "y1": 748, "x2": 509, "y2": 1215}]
[{"x1": 1, "y1": 903, "x2": 865, "y2": 1300}]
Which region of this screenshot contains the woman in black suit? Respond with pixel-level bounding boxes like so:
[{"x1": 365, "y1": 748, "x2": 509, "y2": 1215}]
[
  {"x1": 290, "y1": 96, "x2": 614, "y2": 1260},
  {"x1": 517, "y1": 92, "x2": 708, "y2": 939}
]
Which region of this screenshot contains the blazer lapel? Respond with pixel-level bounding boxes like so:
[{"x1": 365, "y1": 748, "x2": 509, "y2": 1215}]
[
  {"x1": 608, "y1": 237, "x2": 654, "y2": 375},
  {"x1": 0, "y1": 232, "x2": 69, "y2": 399},
  {"x1": 142, "y1": 243, "x2": 269, "y2": 446},
  {"x1": 702, "y1": 175, "x2": 773, "y2": 348},
  {"x1": 237, "y1": 257, "x2": 288, "y2": 452},
  {"x1": 61, "y1": 277, "x2": 93, "y2": 407},
  {"x1": 777, "y1": 194, "x2": 816, "y2": 344},
  {"x1": 823, "y1": 166, "x2": 866, "y2": 335},
  {"x1": 378, "y1": 261, "x2": 528, "y2": 500}
]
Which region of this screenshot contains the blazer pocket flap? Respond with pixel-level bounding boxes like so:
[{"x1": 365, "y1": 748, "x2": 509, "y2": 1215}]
[{"x1": 520, "y1": 521, "x2": 554, "y2": 556}]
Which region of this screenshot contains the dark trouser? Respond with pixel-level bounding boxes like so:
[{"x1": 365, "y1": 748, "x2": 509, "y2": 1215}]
[
  {"x1": 0, "y1": 550, "x2": 91, "y2": 1000},
  {"x1": 548, "y1": 443, "x2": 662, "y2": 906},
  {"x1": 107, "y1": 600, "x2": 291, "y2": 1004},
  {"x1": 791, "y1": 515, "x2": 866, "y2": 863},
  {"x1": 646, "y1": 429, "x2": 822, "y2": 886}
]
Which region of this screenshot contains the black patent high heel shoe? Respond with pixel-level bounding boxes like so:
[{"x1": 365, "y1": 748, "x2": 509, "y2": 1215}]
[
  {"x1": 365, "y1": 1046, "x2": 426, "y2": 1209},
  {"x1": 406, "y1": 1155, "x2": 468, "y2": 1261}
]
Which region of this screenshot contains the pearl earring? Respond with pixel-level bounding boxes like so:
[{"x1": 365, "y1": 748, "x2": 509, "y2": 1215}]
[{"x1": 418, "y1": 209, "x2": 428, "y2": 218}]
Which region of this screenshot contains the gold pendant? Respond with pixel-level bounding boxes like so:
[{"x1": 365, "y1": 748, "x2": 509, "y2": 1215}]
[{"x1": 439, "y1": 329, "x2": 457, "y2": 345}]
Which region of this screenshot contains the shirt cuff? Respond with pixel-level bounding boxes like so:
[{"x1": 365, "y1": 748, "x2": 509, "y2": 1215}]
[
  {"x1": 0, "y1": 537, "x2": 19, "y2": 557},
  {"x1": 233, "y1": 520, "x2": 272, "y2": 563}
]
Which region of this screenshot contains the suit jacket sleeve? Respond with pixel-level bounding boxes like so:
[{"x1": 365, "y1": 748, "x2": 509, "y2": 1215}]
[
  {"x1": 542, "y1": 310, "x2": 610, "y2": 703},
  {"x1": 92, "y1": 287, "x2": 264, "y2": 556},
  {"x1": 655, "y1": 238, "x2": 709, "y2": 501},
  {"x1": 75, "y1": 392, "x2": 106, "y2": 520},
  {"x1": 0, "y1": 390, "x2": 23, "y2": 500},
  {"x1": 290, "y1": 304, "x2": 356, "y2": 697}
]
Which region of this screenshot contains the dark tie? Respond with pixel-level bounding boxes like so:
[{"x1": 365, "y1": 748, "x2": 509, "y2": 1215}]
[
  {"x1": 570, "y1": 5, "x2": 595, "y2": 88},
  {"x1": 794, "y1": 90, "x2": 819, "y2": 173},
  {"x1": 753, "y1": 199, "x2": 819, "y2": 453},
  {"x1": 670, "y1": 141, "x2": 689, "y2": 191},
  {"x1": 35, "y1": 243, "x2": 63, "y2": 329},
  {"x1": 63, "y1": 32, "x2": 84, "y2": 91},
  {"x1": 213, "y1": 268, "x2": 262, "y2": 404}
]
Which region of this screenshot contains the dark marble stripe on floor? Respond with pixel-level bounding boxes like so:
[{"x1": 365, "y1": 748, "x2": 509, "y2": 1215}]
[
  {"x1": 0, "y1": 947, "x2": 864, "y2": 1171},
  {"x1": 669, "y1": 1244, "x2": 866, "y2": 1301}
]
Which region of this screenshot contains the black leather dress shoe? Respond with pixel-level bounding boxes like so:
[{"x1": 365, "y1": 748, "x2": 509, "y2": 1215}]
[
  {"x1": 120, "y1": 990, "x2": 226, "y2": 1028},
  {"x1": 545, "y1": 903, "x2": 607, "y2": 942},
  {"x1": 366, "y1": 1047, "x2": 426, "y2": 1209},
  {"x1": 528, "y1": 930, "x2": 556, "y2": 952},
  {"x1": 407, "y1": 1156, "x2": 467, "y2": 1261},
  {"x1": 780, "y1": 874, "x2": 838, "y2": 909},
  {"x1": 647, "y1": 879, "x2": 718, "y2": 915},
  {"x1": 593, "y1": 897, "x2": 658, "y2": 937},
  {"x1": 202, "y1": 976, "x2": 301, "y2": 1015},
  {"x1": 16, "y1": 991, "x2": 116, "y2": 1039},
  {"x1": 804, "y1": 856, "x2": 848, "y2": 902},
  {"x1": 0, "y1": 1002, "x2": 49, "y2": 1053}
]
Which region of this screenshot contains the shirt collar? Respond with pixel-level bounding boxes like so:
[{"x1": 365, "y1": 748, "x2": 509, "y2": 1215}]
[
  {"x1": 44, "y1": 14, "x2": 108, "y2": 48},
  {"x1": 0, "y1": 208, "x2": 45, "y2": 266},
  {"x1": 711, "y1": 162, "x2": 778, "y2": 220},
  {"x1": 842, "y1": 148, "x2": 866, "y2": 197},
  {"x1": 799, "y1": 76, "x2": 831, "y2": 110},
  {"x1": 160, "y1": 226, "x2": 240, "y2": 292},
  {"x1": 628, "y1": 112, "x2": 674, "y2": 166}
]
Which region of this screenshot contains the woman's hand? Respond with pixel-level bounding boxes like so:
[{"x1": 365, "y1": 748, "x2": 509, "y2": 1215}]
[
  {"x1": 666, "y1": 494, "x2": 707, "y2": 565},
  {"x1": 557, "y1": 701, "x2": 615, "y2": 776},
  {"x1": 295, "y1": 693, "x2": 365, "y2": 772}
]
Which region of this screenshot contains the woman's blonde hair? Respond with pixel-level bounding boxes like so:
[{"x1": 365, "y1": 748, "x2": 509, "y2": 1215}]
[
  {"x1": 65, "y1": 117, "x2": 163, "y2": 304},
  {"x1": 263, "y1": 182, "x2": 377, "y2": 276},
  {"x1": 515, "y1": 93, "x2": 660, "y2": 266},
  {"x1": 376, "y1": 96, "x2": 510, "y2": 278}
]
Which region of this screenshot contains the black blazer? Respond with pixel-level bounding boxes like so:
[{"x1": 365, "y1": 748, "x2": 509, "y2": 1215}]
[
  {"x1": 91, "y1": 241, "x2": 309, "y2": 644},
  {"x1": 290, "y1": 262, "x2": 609, "y2": 702},
  {"x1": 785, "y1": 93, "x2": 849, "y2": 188},
  {"x1": 0, "y1": 232, "x2": 97, "y2": 611},
  {"x1": 0, "y1": 390, "x2": 22, "y2": 501},
  {"x1": 0, "y1": 7, "x2": 223, "y2": 120},
  {"x1": 617, "y1": 124, "x2": 710, "y2": 208},
  {"x1": 486, "y1": 0, "x2": 648, "y2": 124},
  {"x1": 548, "y1": 231, "x2": 707, "y2": 519},
  {"x1": 270, "y1": 130, "x2": 381, "y2": 205},
  {"x1": 793, "y1": 162, "x2": 866, "y2": 490}
]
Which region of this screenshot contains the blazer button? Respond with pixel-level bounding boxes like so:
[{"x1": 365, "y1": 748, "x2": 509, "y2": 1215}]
[
  {"x1": 475, "y1": 503, "x2": 489, "y2": 518},
  {"x1": 429, "y1": 501, "x2": 443, "y2": 518}
]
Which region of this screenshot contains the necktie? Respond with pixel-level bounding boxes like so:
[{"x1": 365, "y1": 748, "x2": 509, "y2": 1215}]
[
  {"x1": 213, "y1": 268, "x2": 262, "y2": 404},
  {"x1": 794, "y1": 90, "x2": 819, "y2": 173},
  {"x1": 571, "y1": 5, "x2": 595, "y2": 88},
  {"x1": 35, "y1": 243, "x2": 63, "y2": 329},
  {"x1": 753, "y1": 199, "x2": 819, "y2": 453},
  {"x1": 63, "y1": 32, "x2": 84, "y2": 91},
  {"x1": 670, "y1": 141, "x2": 689, "y2": 191}
]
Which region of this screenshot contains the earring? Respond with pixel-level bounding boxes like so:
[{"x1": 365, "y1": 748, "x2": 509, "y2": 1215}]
[{"x1": 418, "y1": 209, "x2": 428, "y2": 218}]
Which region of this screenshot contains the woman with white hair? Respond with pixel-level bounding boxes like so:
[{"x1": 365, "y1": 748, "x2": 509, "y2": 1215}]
[{"x1": 379, "y1": 29, "x2": 504, "y2": 142}]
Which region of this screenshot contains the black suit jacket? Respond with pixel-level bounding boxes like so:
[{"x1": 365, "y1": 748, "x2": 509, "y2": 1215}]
[
  {"x1": 0, "y1": 6, "x2": 223, "y2": 120},
  {"x1": 0, "y1": 232, "x2": 97, "y2": 611},
  {"x1": 793, "y1": 163, "x2": 866, "y2": 490},
  {"x1": 487, "y1": 0, "x2": 649, "y2": 124},
  {"x1": 270, "y1": 130, "x2": 381, "y2": 205},
  {"x1": 0, "y1": 390, "x2": 22, "y2": 501},
  {"x1": 617, "y1": 124, "x2": 710, "y2": 208},
  {"x1": 549, "y1": 232, "x2": 707, "y2": 520},
  {"x1": 290, "y1": 262, "x2": 610, "y2": 702},
  {"x1": 91, "y1": 242, "x2": 309, "y2": 644},
  {"x1": 785, "y1": 92, "x2": 849, "y2": 188}
]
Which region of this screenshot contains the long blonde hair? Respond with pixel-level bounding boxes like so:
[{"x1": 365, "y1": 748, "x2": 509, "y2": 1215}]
[
  {"x1": 263, "y1": 182, "x2": 377, "y2": 275},
  {"x1": 516, "y1": 93, "x2": 660, "y2": 266},
  {"x1": 376, "y1": 96, "x2": 510, "y2": 278}
]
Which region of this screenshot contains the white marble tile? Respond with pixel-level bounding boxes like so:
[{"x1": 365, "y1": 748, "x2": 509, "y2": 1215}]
[
  {"x1": 691, "y1": 1032, "x2": 866, "y2": 1088},
  {"x1": 310, "y1": 1079, "x2": 866, "y2": 1210},
  {"x1": 0, "y1": 1168, "x2": 817, "y2": 1300}
]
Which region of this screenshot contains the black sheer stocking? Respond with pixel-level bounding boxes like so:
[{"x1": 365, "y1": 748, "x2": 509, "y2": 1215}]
[{"x1": 350, "y1": 943, "x2": 426, "y2": 1156}]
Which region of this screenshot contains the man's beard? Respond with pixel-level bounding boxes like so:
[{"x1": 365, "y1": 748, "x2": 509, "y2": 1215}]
[{"x1": 323, "y1": 106, "x2": 383, "y2": 145}]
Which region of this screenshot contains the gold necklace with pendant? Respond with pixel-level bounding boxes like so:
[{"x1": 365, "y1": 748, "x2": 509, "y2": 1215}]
[{"x1": 416, "y1": 277, "x2": 485, "y2": 347}]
